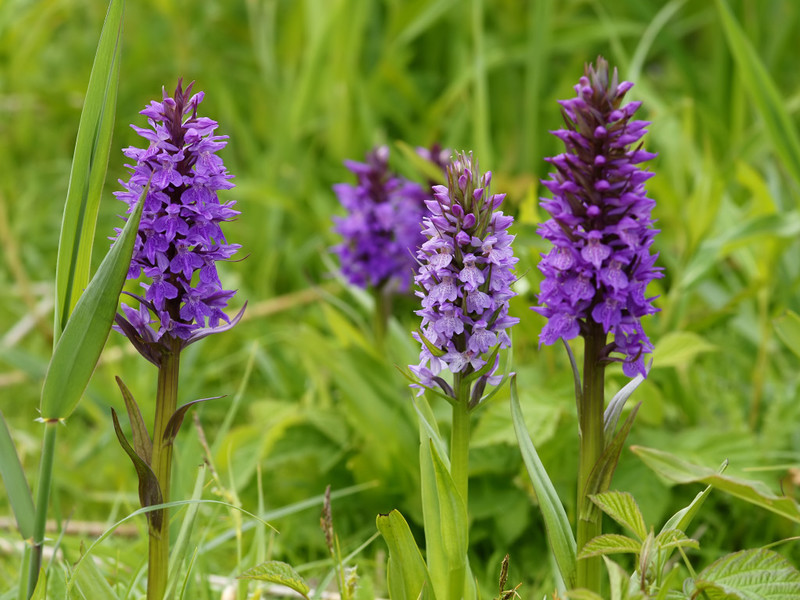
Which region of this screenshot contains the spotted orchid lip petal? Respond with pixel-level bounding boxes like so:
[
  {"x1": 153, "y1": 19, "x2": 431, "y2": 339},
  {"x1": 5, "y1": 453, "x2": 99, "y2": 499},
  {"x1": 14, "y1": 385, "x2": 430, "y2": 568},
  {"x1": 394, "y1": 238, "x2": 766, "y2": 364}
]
[
  {"x1": 533, "y1": 57, "x2": 662, "y2": 379},
  {"x1": 113, "y1": 80, "x2": 241, "y2": 350}
]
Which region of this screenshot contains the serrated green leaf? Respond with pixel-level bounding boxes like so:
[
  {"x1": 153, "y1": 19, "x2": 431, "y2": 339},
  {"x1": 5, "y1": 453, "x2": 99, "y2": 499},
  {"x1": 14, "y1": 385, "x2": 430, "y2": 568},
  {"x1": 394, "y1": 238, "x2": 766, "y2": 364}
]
[
  {"x1": 590, "y1": 491, "x2": 647, "y2": 541},
  {"x1": 40, "y1": 196, "x2": 143, "y2": 420},
  {"x1": 692, "y1": 548, "x2": 800, "y2": 600},
  {"x1": 510, "y1": 376, "x2": 577, "y2": 589},
  {"x1": 54, "y1": 0, "x2": 125, "y2": 339},
  {"x1": 652, "y1": 332, "x2": 716, "y2": 369},
  {"x1": 578, "y1": 534, "x2": 641, "y2": 558},
  {"x1": 376, "y1": 510, "x2": 434, "y2": 600},
  {"x1": 0, "y1": 409, "x2": 34, "y2": 540},
  {"x1": 238, "y1": 561, "x2": 311, "y2": 598},
  {"x1": 774, "y1": 310, "x2": 800, "y2": 360},
  {"x1": 632, "y1": 446, "x2": 800, "y2": 524}
]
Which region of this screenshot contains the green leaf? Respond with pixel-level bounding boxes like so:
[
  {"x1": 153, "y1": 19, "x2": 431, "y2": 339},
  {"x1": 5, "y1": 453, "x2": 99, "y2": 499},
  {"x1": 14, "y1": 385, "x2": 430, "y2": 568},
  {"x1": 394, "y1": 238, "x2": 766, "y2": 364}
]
[
  {"x1": 578, "y1": 534, "x2": 641, "y2": 559},
  {"x1": 659, "y1": 485, "x2": 712, "y2": 536},
  {"x1": 0, "y1": 409, "x2": 34, "y2": 540},
  {"x1": 54, "y1": 0, "x2": 125, "y2": 339},
  {"x1": 632, "y1": 445, "x2": 800, "y2": 524},
  {"x1": 604, "y1": 366, "x2": 648, "y2": 445},
  {"x1": 72, "y1": 543, "x2": 119, "y2": 599},
  {"x1": 40, "y1": 196, "x2": 143, "y2": 420},
  {"x1": 589, "y1": 491, "x2": 647, "y2": 541},
  {"x1": 690, "y1": 548, "x2": 800, "y2": 600},
  {"x1": 652, "y1": 331, "x2": 716, "y2": 369},
  {"x1": 111, "y1": 408, "x2": 162, "y2": 531},
  {"x1": 566, "y1": 590, "x2": 605, "y2": 600},
  {"x1": 715, "y1": 0, "x2": 800, "y2": 187},
  {"x1": 29, "y1": 569, "x2": 47, "y2": 600},
  {"x1": 394, "y1": 140, "x2": 447, "y2": 183},
  {"x1": 115, "y1": 376, "x2": 151, "y2": 466},
  {"x1": 162, "y1": 396, "x2": 221, "y2": 446},
  {"x1": 604, "y1": 556, "x2": 644, "y2": 600},
  {"x1": 238, "y1": 561, "x2": 311, "y2": 598},
  {"x1": 774, "y1": 310, "x2": 800, "y2": 360},
  {"x1": 376, "y1": 510, "x2": 434, "y2": 600},
  {"x1": 653, "y1": 529, "x2": 699, "y2": 553},
  {"x1": 510, "y1": 376, "x2": 577, "y2": 589}
]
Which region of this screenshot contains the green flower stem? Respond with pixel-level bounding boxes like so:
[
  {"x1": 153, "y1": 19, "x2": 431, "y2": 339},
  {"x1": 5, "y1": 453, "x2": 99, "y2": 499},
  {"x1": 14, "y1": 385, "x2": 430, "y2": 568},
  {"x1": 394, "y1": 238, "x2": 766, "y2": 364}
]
[
  {"x1": 26, "y1": 419, "x2": 58, "y2": 598},
  {"x1": 147, "y1": 338, "x2": 181, "y2": 600},
  {"x1": 450, "y1": 373, "x2": 471, "y2": 600},
  {"x1": 576, "y1": 324, "x2": 607, "y2": 594}
]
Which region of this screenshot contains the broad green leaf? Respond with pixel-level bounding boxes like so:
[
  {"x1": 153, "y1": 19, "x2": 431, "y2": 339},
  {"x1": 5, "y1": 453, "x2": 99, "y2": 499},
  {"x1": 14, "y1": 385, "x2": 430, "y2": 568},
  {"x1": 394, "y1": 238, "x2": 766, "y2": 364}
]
[
  {"x1": 510, "y1": 376, "x2": 577, "y2": 588},
  {"x1": 238, "y1": 561, "x2": 311, "y2": 598},
  {"x1": 659, "y1": 485, "x2": 712, "y2": 536},
  {"x1": 376, "y1": 510, "x2": 434, "y2": 600},
  {"x1": 652, "y1": 332, "x2": 716, "y2": 369},
  {"x1": 72, "y1": 543, "x2": 118, "y2": 600},
  {"x1": 690, "y1": 548, "x2": 800, "y2": 600},
  {"x1": 774, "y1": 310, "x2": 800, "y2": 360},
  {"x1": 716, "y1": 0, "x2": 800, "y2": 187},
  {"x1": 0, "y1": 409, "x2": 34, "y2": 540},
  {"x1": 578, "y1": 534, "x2": 641, "y2": 559},
  {"x1": 54, "y1": 0, "x2": 125, "y2": 338},
  {"x1": 40, "y1": 197, "x2": 143, "y2": 420},
  {"x1": 430, "y1": 440, "x2": 468, "y2": 600},
  {"x1": 115, "y1": 376, "x2": 152, "y2": 466},
  {"x1": 632, "y1": 445, "x2": 800, "y2": 523},
  {"x1": 589, "y1": 491, "x2": 647, "y2": 541}
]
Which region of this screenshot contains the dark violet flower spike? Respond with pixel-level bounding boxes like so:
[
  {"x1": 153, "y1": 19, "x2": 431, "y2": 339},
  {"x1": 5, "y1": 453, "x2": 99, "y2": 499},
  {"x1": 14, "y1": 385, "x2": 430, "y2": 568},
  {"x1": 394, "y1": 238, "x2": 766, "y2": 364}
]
[
  {"x1": 113, "y1": 80, "x2": 242, "y2": 362},
  {"x1": 411, "y1": 151, "x2": 519, "y2": 402},
  {"x1": 332, "y1": 146, "x2": 428, "y2": 293},
  {"x1": 532, "y1": 57, "x2": 662, "y2": 378}
]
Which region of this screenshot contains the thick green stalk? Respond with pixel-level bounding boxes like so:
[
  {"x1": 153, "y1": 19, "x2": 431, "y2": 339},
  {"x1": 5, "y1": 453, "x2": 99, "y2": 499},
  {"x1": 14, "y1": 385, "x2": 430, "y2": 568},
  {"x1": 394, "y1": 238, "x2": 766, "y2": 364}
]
[
  {"x1": 26, "y1": 420, "x2": 58, "y2": 598},
  {"x1": 449, "y1": 374, "x2": 471, "y2": 600},
  {"x1": 147, "y1": 339, "x2": 181, "y2": 600},
  {"x1": 576, "y1": 325, "x2": 606, "y2": 594}
]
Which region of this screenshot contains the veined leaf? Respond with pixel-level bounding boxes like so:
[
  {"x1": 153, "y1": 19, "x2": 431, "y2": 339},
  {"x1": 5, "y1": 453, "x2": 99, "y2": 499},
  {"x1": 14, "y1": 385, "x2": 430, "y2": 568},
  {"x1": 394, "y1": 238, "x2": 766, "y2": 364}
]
[
  {"x1": 40, "y1": 196, "x2": 143, "y2": 420},
  {"x1": 0, "y1": 409, "x2": 34, "y2": 540},
  {"x1": 376, "y1": 510, "x2": 434, "y2": 600},
  {"x1": 238, "y1": 561, "x2": 311, "y2": 599},
  {"x1": 632, "y1": 445, "x2": 800, "y2": 524},
  {"x1": 589, "y1": 491, "x2": 647, "y2": 541},
  {"x1": 510, "y1": 376, "x2": 577, "y2": 588},
  {"x1": 690, "y1": 548, "x2": 800, "y2": 600},
  {"x1": 578, "y1": 534, "x2": 641, "y2": 559},
  {"x1": 54, "y1": 0, "x2": 125, "y2": 339}
]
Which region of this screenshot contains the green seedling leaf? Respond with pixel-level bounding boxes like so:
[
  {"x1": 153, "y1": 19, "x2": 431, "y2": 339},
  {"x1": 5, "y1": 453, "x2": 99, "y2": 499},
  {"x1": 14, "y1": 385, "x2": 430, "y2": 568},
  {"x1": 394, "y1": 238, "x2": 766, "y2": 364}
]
[
  {"x1": 604, "y1": 363, "x2": 649, "y2": 445},
  {"x1": 632, "y1": 445, "x2": 800, "y2": 524},
  {"x1": 0, "y1": 409, "x2": 34, "y2": 540},
  {"x1": 115, "y1": 376, "x2": 152, "y2": 465},
  {"x1": 652, "y1": 332, "x2": 716, "y2": 369},
  {"x1": 590, "y1": 491, "x2": 647, "y2": 541},
  {"x1": 376, "y1": 510, "x2": 434, "y2": 600},
  {"x1": 41, "y1": 196, "x2": 144, "y2": 421},
  {"x1": 659, "y1": 485, "x2": 712, "y2": 536},
  {"x1": 774, "y1": 310, "x2": 800, "y2": 360},
  {"x1": 111, "y1": 408, "x2": 162, "y2": 531},
  {"x1": 510, "y1": 376, "x2": 577, "y2": 588},
  {"x1": 581, "y1": 404, "x2": 641, "y2": 522},
  {"x1": 653, "y1": 529, "x2": 698, "y2": 553},
  {"x1": 238, "y1": 561, "x2": 311, "y2": 598},
  {"x1": 73, "y1": 542, "x2": 119, "y2": 599},
  {"x1": 716, "y1": 0, "x2": 800, "y2": 187},
  {"x1": 162, "y1": 396, "x2": 222, "y2": 446},
  {"x1": 54, "y1": 0, "x2": 125, "y2": 338},
  {"x1": 578, "y1": 534, "x2": 641, "y2": 559},
  {"x1": 689, "y1": 548, "x2": 800, "y2": 599}
]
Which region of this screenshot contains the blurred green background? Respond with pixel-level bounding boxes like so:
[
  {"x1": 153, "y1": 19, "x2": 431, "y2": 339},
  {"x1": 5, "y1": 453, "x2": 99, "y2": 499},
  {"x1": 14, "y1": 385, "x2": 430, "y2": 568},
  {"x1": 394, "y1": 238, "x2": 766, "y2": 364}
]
[{"x1": 3, "y1": 0, "x2": 800, "y2": 597}]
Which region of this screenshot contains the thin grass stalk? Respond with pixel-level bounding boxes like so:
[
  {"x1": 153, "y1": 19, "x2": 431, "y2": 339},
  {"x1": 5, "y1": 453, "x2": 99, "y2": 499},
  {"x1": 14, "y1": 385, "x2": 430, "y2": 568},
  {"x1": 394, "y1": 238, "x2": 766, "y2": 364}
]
[
  {"x1": 147, "y1": 338, "x2": 181, "y2": 600},
  {"x1": 576, "y1": 325, "x2": 607, "y2": 593},
  {"x1": 26, "y1": 421, "x2": 58, "y2": 598}
]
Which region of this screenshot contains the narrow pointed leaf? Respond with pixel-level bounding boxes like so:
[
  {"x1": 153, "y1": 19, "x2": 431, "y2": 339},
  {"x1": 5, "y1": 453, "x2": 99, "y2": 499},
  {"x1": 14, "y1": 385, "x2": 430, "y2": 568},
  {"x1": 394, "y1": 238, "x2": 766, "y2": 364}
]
[
  {"x1": 162, "y1": 396, "x2": 222, "y2": 446},
  {"x1": 111, "y1": 408, "x2": 162, "y2": 530},
  {"x1": 577, "y1": 534, "x2": 641, "y2": 559},
  {"x1": 632, "y1": 445, "x2": 800, "y2": 524},
  {"x1": 589, "y1": 491, "x2": 647, "y2": 541},
  {"x1": 238, "y1": 561, "x2": 311, "y2": 598},
  {"x1": 603, "y1": 363, "x2": 649, "y2": 445},
  {"x1": 603, "y1": 556, "x2": 644, "y2": 600},
  {"x1": 54, "y1": 0, "x2": 125, "y2": 338},
  {"x1": 510, "y1": 376, "x2": 577, "y2": 588},
  {"x1": 0, "y1": 409, "x2": 34, "y2": 540},
  {"x1": 40, "y1": 197, "x2": 143, "y2": 420},
  {"x1": 376, "y1": 510, "x2": 434, "y2": 600},
  {"x1": 29, "y1": 569, "x2": 47, "y2": 600},
  {"x1": 659, "y1": 484, "x2": 712, "y2": 536},
  {"x1": 581, "y1": 403, "x2": 640, "y2": 522},
  {"x1": 691, "y1": 548, "x2": 800, "y2": 600},
  {"x1": 73, "y1": 542, "x2": 119, "y2": 599},
  {"x1": 115, "y1": 376, "x2": 152, "y2": 465}
]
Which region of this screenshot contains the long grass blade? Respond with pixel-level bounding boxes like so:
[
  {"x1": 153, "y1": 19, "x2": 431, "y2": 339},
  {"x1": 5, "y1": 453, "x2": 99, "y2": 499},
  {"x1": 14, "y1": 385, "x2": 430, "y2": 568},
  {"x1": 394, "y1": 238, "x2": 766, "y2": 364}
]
[{"x1": 0, "y1": 409, "x2": 34, "y2": 540}]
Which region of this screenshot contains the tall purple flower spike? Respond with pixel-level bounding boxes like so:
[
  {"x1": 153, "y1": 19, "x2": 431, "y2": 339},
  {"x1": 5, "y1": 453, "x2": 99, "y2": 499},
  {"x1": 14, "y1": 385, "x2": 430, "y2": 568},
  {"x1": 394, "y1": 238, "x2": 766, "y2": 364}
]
[
  {"x1": 332, "y1": 146, "x2": 428, "y2": 293},
  {"x1": 113, "y1": 80, "x2": 244, "y2": 366},
  {"x1": 411, "y1": 151, "x2": 519, "y2": 405},
  {"x1": 532, "y1": 57, "x2": 662, "y2": 378}
]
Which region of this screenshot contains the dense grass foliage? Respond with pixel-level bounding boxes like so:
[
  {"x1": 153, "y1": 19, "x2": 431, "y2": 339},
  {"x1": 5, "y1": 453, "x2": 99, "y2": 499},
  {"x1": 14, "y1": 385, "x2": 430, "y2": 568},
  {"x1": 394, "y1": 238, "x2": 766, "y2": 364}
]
[{"x1": 2, "y1": 0, "x2": 800, "y2": 596}]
